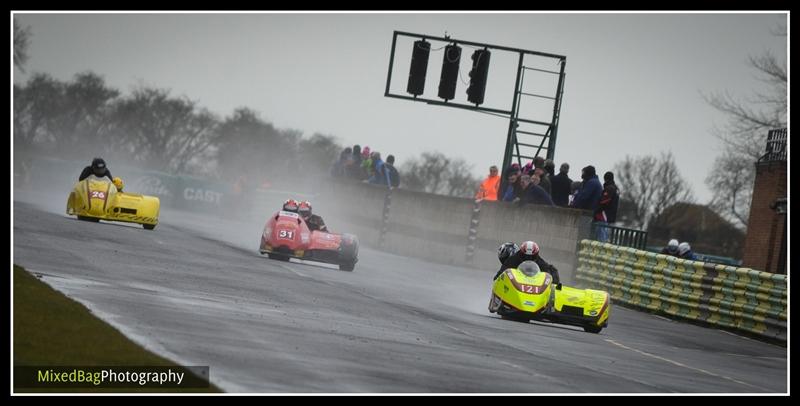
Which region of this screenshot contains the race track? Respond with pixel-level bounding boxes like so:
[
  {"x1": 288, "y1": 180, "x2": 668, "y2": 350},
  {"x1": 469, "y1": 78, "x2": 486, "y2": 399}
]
[{"x1": 12, "y1": 198, "x2": 787, "y2": 393}]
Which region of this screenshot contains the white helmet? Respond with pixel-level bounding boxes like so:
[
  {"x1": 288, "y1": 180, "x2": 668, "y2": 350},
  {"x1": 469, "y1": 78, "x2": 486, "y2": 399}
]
[
  {"x1": 678, "y1": 242, "x2": 690, "y2": 256},
  {"x1": 668, "y1": 239, "x2": 679, "y2": 252},
  {"x1": 520, "y1": 240, "x2": 540, "y2": 257}
]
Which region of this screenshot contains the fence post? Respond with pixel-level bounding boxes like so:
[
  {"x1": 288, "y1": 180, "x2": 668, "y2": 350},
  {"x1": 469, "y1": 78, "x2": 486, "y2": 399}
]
[
  {"x1": 466, "y1": 198, "x2": 482, "y2": 263},
  {"x1": 378, "y1": 187, "x2": 393, "y2": 248}
]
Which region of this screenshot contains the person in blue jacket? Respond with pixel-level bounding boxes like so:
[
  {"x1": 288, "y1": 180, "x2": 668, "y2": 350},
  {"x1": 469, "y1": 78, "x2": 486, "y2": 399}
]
[
  {"x1": 570, "y1": 165, "x2": 603, "y2": 211},
  {"x1": 678, "y1": 242, "x2": 696, "y2": 260},
  {"x1": 519, "y1": 174, "x2": 554, "y2": 206},
  {"x1": 501, "y1": 166, "x2": 522, "y2": 202}
]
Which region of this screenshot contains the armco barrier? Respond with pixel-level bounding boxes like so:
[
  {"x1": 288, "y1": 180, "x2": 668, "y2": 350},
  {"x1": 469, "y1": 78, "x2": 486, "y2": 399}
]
[
  {"x1": 575, "y1": 240, "x2": 787, "y2": 342},
  {"x1": 316, "y1": 179, "x2": 593, "y2": 280}
]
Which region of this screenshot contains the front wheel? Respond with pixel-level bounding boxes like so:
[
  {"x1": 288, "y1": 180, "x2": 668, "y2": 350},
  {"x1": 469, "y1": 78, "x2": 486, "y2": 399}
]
[
  {"x1": 268, "y1": 253, "x2": 290, "y2": 261},
  {"x1": 500, "y1": 314, "x2": 530, "y2": 323},
  {"x1": 143, "y1": 224, "x2": 156, "y2": 230},
  {"x1": 583, "y1": 324, "x2": 603, "y2": 334},
  {"x1": 77, "y1": 216, "x2": 99, "y2": 222},
  {"x1": 339, "y1": 260, "x2": 356, "y2": 272}
]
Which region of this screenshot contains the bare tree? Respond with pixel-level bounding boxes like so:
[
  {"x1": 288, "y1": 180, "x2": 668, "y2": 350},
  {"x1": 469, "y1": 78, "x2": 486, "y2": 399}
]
[
  {"x1": 13, "y1": 73, "x2": 63, "y2": 148},
  {"x1": 444, "y1": 158, "x2": 480, "y2": 198},
  {"x1": 401, "y1": 151, "x2": 481, "y2": 198},
  {"x1": 14, "y1": 72, "x2": 120, "y2": 157},
  {"x1": 49, "y1": 72, "x2": 120, "y2": 152},
  {"x1": 614, "y1": 152, "x2": 694, "y2": 230},
  {"x1": 110, "y1": 87, "x2": 220, "y2": 174},
  {"x1": 703, "y1": 25, "x2": 787, "y2": 229},
  {"x1": 297, "y1": 133, "x2": 342, "y2": 174},
  {"x1": 402, "y1": 152, "x2": 451, "y2": 195},
  {"x1": 14, "y1": 19, "x2": 32, "y2": 73},
  {"x1": 214, "y1": 107, "x2": 299, "y2": 182}
]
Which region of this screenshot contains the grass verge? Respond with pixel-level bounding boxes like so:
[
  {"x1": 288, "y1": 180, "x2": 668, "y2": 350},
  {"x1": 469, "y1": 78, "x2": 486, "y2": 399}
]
[{"x1": 13, "y1": 264, "x2": 222, "y2": 393}]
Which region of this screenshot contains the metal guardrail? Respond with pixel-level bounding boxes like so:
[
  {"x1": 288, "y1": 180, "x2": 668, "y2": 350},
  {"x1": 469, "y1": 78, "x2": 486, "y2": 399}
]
[
  {"x1": 590, "y1": 222, "x2": 648, "y2": 250},
  {"x1": 576, "y1": 240, "x2": 786, "y2": 342},
  {"x1": 644, "y1": 246, "x2": 742, "y2": 267}
]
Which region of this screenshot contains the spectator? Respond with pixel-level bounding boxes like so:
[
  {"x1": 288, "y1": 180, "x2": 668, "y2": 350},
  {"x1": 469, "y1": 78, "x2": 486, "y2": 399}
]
[
  {"x1": 346, "y1": 145, "x2": 364, "y2": 179},
  {"x1": 522, "y1": 161, "x2": 534, "y2": 176},
  {"x1": 551, "y1": 162, "x2": 573, "y2": 207},
  {"x1": 520, "y1": 173, "x2": 554, "y2": 206},
  {"x1": 678, "y1": 242, "x2": 696, "y2": 260},
  {"x1": 533, "y1": 156, "x2": 545, "y2": 172},
  {"x1": 361, "y1": 149, "x2": 374, "y2": 180},
  {"x1": 595, "y1": 171, "x2": 620, "y2": 242},
  {"x1": 513, "y1": 174, "x2": 532, "y2": 203},
  {"x1": 475, "y1": 165, "x2": 501, "y2": 201},
  {"x1": 544, "y1": 159, "x2": 556, "y2": 178},
  {"x1": 533, "y1": 167, "x2": 551, "y2": 196},
  {"x1": 568, "y1": 180, "x2": 582, "y2": 207},
  {"x1": 571, "y1": 165, "x2": 603, "y2": 211},
  {"x1": 384, "y1": 154, "x2": 401, "y2": 187},
  {"x1": 661, "y1": 239, "x2": 680, "y2": 256},
  {"x1": 331, "y1": 147, "x2": 352, "y2": 177},
  {"x1": 501, "y1": 166, "x2": 522, "y2": 202},
  {"x1": 368, "y1": 151, "x2": 385, "y2": 184}
]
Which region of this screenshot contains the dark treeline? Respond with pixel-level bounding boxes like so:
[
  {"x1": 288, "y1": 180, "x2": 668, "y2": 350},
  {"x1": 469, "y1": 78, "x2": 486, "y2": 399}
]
[{"x1": 14, "y1": 71, "x2": 480, "y2": 197}]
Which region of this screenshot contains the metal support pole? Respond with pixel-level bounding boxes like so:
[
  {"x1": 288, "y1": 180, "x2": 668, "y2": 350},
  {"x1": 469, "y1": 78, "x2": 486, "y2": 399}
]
[
  {"x1": 500, "y1": 52, "x2": 525, "y2": 196},
  {"x1": 546, "y1": 58, "x2": 566, "y2": 161},
  {"x1": 384, "y1": 32, "x2": 398, "y2": 97}
]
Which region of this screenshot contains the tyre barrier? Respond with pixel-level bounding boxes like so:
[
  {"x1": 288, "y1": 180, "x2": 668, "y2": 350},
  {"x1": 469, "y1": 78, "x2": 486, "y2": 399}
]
[{"x1": 575, "y1": 240, "x2": 786, "y2": 342}]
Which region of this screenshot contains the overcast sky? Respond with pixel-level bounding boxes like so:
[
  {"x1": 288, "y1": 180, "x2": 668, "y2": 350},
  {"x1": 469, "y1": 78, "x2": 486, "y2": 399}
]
[{"x1": 13, "y1": 12, "x2": 788, "y2": 203}]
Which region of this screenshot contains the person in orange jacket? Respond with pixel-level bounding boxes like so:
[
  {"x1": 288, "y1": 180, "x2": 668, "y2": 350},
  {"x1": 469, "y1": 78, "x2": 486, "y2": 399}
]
[{"x1": 475, "y1": 165, "x2": 500, "y2": 201}]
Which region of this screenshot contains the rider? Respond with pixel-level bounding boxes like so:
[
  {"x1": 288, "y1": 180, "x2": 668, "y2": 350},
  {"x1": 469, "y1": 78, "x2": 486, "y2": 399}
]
[
  {"x1": 493, "y1": 240, "x2": 561, "y2": 285},
  {"x1": 297, "y1": 201, "x2": 328, "y2": 232},
  {"x1": 497, "y1": 242, "x2": 519, "y2": 265},
  {"x1": 79, "y1": 157, "x2": 113, "y2": 181},
  {"x1": 282, "y1": 198, "x2": 300, "y2": 213},
  {"x1": 112, "y1": 177, "x2": 124, "y2": 192}
]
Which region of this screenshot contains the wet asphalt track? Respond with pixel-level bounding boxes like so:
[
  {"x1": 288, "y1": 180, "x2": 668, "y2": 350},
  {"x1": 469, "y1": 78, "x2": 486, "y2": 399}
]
[{"x1": 12, "y1": 198, "x2": 787, "y2": 393}]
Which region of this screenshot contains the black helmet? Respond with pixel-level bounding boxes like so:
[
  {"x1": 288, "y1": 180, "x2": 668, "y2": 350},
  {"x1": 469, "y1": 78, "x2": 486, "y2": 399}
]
[
  {"x1": 91, "y1": 157, "x2": 107, "y2": 176},
  {"x1": 497, "y1": 242, "x2": 519, "y2": 264}
]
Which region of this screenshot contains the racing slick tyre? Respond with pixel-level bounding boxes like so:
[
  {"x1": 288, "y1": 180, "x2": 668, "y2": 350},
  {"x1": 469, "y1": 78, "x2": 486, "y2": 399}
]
[
  {"x1": 267, "y1": 253, "x2": 290, "y2": 261},
  {"x1": 583, "y1": 324, "x2": 603, "y2": 334},
  {"x1": 500, "y1": 314, "x2": 530, "y2": 323},
  {"x1": 339, "y1": 260, "x2": 356, "y2": 272},
  {"x1": 77, "y1": 216, "x2": 100, "y2": 222},
  {"x1": 143, "y1": 224, "x2": 156, "y2": 230}
]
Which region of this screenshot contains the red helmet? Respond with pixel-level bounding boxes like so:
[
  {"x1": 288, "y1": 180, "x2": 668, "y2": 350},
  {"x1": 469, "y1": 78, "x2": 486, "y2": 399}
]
[
  {"x1": 298, "y1": 201, "x2": 312, "y2": 218},
  {"x1": 282, "y1": 199, "x2": 299, "y2": 212},
  {"x1": 519, "y1": 240, "x2": 540, "y2": 257}
]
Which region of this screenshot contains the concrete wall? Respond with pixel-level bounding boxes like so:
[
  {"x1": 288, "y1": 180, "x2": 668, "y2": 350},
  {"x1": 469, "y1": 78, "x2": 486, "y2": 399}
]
[{"x1": 317, "y1": 180, "x2": 592, "y2": 281}]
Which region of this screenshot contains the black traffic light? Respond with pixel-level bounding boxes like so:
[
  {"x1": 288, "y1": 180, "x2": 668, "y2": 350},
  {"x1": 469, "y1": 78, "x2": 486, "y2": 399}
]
[
  {"x1": 437, "y1": 44, "x2": 461, "y2": 101},
  {"x1": 467, "y1": 49, "x2": 491, "y2": 105},
  {"x1": 407, "y1": 40, "x2": 430, "y2": 97}
]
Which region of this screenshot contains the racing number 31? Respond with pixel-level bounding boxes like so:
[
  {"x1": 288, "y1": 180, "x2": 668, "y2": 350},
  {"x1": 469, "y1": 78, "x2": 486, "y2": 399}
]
[{"x1": 278, "y1": 230, "x2": 294, "y2": 240}]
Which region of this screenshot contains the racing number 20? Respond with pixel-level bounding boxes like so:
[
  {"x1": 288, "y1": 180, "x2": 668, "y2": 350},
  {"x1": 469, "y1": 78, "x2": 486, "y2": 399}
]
[{"x1": 278, "y1": 230, "x2": 294, "y2": 240}]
